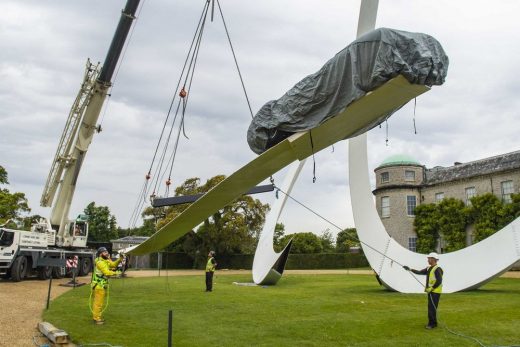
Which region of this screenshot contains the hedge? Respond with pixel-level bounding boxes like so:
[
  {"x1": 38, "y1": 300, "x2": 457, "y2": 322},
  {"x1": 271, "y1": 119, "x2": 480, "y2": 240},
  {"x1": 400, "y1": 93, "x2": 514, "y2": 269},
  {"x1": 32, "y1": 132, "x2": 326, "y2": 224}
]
[
  {"x1": 286, "y1": 253, "x2": 368, "y2": 269},
  {"x1": 148, "y1": 252, "x2": 368, "y2": 270},
  {"x1": 149, "y1": 252, "x2": 194, "y2": 269}
]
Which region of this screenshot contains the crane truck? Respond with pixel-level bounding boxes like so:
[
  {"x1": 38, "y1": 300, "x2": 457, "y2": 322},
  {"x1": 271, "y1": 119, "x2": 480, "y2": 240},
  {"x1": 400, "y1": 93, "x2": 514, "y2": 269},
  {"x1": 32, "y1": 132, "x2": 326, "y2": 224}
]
[{"x1": 0, "y1": 0, "x2": 141, "y2": 281}]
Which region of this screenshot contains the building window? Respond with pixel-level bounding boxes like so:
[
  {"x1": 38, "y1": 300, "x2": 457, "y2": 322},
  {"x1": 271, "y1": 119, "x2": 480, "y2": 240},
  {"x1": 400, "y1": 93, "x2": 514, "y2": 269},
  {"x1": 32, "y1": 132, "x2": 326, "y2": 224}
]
[
  {"x1": 465, "y1": 187, "x2": 476, "y2": 205},
  {"x1": 405, "y1": 170, "x2": 415, "y2": 182},
  {"x1": 435, "y1": 192, "x2": 444, "y2": 202},
  {"x1": 501, "y1": 180, "x2": 514, "y2": 203},
  {"x1": 407, "y1": 196, "x2": 416, "y2": 216},
  {"x1": 380, "y1": 172, "x2": 389, "y2": 183},
  {"x1": 381, "y1": 196, "x2": 390, "y2": 217},
  {"x1": 408, "y1": 237, "x2": 417, "y2": 252}
]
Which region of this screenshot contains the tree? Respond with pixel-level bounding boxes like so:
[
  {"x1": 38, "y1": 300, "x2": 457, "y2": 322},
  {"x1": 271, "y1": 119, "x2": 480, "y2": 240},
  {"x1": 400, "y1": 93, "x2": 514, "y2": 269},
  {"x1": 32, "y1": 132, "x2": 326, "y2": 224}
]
[
  {"x1": 0, "y1": 166, "x2": 8, "y2": 184},
  {"x1": 0, "y1": 165, "x2": 31, "y2": 225},
  {"x1": 319, "y1": 229, "x2": 335, "y2": 253},
  {"x1": 116, "y1": 219, "x2": 155, "y2": 238},
  {"x1": 505, "y1": 193, "x2": 520, "y2": 219},
  {"x1": 148, "y1": 175, "x2": 270, "y2": 261},
  {"x1": 414, "y1": 203, "x2": 439, "y2": 253},
  {"x1": 273, "y1": 223, "x2": 286, "y2": 249},
  {"x1": 336, "y1": 228, "x2": 359, "y2": 253},
  {"x1": 414, "y1": 198, "x2": 467, "y2": 253},
  {"x1": 468, "y1": 193, "x2": 513, "y2": 242},
  {"x1": 139, "y1": 205, "x2": 168, "y2": 236},
  {"x1": 84, "y1": 202, "x2": 118, "y2": 242},
  {"x1": 278, "y1": 232, "x2": 323, "y2": 254},
  {"x1": 436, "y1": 198, "x2": 467, "y2": 252},
  {"x1": 22, "y1": 214, "x2": 45, "y2": 230},
  {"x1": 155, "y1": 177, "x2": 202, "y2": 230}
]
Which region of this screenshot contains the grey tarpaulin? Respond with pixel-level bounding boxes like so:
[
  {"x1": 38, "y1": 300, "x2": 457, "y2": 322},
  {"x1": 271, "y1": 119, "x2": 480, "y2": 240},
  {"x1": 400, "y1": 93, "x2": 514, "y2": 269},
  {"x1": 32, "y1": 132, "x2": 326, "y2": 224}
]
[{"x1": 247, "y1": 28, "x2": 449, "y2": 154}]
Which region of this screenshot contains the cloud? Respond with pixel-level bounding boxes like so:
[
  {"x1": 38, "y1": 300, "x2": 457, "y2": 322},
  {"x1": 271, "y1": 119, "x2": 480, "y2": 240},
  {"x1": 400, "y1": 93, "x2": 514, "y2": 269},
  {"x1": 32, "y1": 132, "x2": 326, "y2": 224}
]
[{"x1": 2, "y1": 0, "x2": 520, "y2": 237}]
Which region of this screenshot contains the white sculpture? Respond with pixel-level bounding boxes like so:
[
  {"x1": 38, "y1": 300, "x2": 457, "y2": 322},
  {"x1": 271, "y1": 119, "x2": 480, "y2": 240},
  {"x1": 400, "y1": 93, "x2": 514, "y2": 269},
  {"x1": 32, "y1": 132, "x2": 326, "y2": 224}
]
[
  {"x1": 349, "y1": 133, "x2": 520, "y2": 293},
  {"x1": 252, "y1": 161, "x2": 305, "y2": 285},
  {"x1": 252, "y1": 0, "x2": 520, "y2": 292}
]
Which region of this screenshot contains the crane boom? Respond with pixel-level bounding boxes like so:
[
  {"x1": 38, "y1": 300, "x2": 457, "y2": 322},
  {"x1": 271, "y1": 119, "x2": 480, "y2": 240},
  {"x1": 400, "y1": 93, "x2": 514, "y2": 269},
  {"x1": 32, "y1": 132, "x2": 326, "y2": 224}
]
[
  {"x1": 40, "y1": 0, "x2": 141, "y2": 246},
  {"x1": 40, "y1": 60, "x2": 102, "y2": 209}
]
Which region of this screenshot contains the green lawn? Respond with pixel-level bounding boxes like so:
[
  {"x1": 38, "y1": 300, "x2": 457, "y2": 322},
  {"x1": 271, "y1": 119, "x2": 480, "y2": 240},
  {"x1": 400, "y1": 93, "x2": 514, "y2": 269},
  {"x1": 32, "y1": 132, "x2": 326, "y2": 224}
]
[{"x1": 43, "y1": 273, "x2": 520, "y2": 346}]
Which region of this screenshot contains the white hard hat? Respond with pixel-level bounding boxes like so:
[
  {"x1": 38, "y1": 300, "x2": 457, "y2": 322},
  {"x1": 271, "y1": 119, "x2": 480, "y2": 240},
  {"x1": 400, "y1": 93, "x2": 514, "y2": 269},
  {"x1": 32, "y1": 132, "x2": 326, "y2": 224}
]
[{"x1": 427, "y1": 252, "x2": 439, "y2": 260}]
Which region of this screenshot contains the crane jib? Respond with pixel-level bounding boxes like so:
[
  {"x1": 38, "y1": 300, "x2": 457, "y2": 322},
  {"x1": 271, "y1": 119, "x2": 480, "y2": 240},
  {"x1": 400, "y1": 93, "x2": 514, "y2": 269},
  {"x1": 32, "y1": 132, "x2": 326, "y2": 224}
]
[{"x1": 98, "y1": 0, "x2": 141, "y2": 84}]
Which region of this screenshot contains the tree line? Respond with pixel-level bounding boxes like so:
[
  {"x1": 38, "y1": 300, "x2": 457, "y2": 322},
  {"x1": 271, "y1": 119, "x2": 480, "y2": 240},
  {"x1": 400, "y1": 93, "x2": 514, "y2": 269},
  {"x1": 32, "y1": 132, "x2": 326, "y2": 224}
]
[
  {"x1": 7, "y1": 163, "x2": 519, "y2": 259},
  {"x1": 1, "y1": 166, "x2": 360, "y2": 263}
]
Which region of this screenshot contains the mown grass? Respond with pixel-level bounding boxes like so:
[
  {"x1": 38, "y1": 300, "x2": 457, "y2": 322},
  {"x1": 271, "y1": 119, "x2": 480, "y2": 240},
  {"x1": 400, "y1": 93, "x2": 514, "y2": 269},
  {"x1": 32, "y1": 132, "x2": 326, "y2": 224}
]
[{"x1": 43, "y1": 273, "x2": 520, "y2": 346}]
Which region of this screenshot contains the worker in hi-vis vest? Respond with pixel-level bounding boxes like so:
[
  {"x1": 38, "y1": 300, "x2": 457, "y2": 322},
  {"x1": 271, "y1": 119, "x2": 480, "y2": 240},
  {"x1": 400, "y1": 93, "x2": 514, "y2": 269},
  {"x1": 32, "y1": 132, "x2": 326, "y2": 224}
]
[
  {"x1": 403, "y1": 252, "x2": 443, "y2": 329},
  {"x1": 90, "y1": 247, "x2": 122, "y2": 325},
  {"x1": 205, "y1": 250, "x2": 217, "y2": 292}
]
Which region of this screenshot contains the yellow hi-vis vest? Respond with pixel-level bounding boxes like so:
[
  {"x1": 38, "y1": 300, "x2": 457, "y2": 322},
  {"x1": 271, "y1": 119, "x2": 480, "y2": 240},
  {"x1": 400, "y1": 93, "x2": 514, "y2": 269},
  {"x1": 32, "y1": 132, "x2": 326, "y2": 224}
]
[
  {"x1": 206, "y1": 257, "x2": 216, "y2": 272},
  {"x1": 91, "y1": 256, "x2": 120, "y2": 289},
  {"x1": 427, "y1": 265, "x2": 442, "y2": 294}
]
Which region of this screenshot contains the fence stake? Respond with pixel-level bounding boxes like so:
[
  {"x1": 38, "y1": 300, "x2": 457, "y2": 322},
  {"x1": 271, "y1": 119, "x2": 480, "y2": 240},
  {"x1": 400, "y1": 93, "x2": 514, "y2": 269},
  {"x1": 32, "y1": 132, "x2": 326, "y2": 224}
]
[
  {"x1": 168, "y1": 309, "x2": 173, "y2": 347},
  {"x1": 46, "y1": 276, "x2": 53, "y2": 310}
]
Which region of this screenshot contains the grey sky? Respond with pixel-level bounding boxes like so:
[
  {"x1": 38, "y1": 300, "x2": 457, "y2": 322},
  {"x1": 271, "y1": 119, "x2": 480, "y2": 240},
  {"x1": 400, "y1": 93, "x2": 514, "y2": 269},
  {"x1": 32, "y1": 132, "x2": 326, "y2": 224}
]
[{"x1": 1, "y1": 0, "x2": 519, "y2": 239}]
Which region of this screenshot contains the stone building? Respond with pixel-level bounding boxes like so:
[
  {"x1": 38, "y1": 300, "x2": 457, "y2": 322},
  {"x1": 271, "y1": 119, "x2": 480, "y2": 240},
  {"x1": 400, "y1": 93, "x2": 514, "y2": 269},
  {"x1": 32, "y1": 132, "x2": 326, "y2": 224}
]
[{"x1": 372, "y1": 150, "x2": 520, "y2": 252}]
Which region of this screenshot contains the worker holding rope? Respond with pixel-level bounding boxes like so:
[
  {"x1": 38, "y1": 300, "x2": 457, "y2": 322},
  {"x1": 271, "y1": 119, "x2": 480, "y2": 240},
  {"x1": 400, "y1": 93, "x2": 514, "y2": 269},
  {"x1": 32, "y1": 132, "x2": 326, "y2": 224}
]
[
  {"x1": 90, "y1": 247, "x2": 123, "y2": 325},
  {"x1": 403, "y1": 252, "x2": 443, "y2": 329}
]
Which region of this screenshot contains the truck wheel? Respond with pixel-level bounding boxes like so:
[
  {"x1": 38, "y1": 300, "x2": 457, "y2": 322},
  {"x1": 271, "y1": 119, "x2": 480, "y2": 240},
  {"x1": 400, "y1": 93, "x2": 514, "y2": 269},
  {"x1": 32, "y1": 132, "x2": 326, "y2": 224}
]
[
  {"x1": 11, "y1": 255, "x2": 28, "y2": 282},
  {"x1": 37, "y1": 266, "x2": 53, "y2": 280},
  {"x1": 78, "y1": 257, "x2": 92, "y2": 276},
  {"x1": 52, "y1": 267, "x2": 65, "y2": 279}
]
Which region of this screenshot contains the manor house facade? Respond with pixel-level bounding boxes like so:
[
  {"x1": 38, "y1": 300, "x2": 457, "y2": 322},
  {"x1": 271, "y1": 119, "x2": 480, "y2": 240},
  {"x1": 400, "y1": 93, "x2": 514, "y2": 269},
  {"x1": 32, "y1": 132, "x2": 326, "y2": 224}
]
[{"x1": 373, "y1": 150, "x2": 520, "y2": 252}]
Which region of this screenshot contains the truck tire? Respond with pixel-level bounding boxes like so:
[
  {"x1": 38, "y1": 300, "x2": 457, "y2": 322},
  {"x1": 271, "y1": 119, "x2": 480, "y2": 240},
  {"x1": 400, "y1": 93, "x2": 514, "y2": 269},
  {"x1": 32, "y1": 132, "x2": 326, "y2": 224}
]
[
  {"x1": 11, "y1": 255, "x2": 28, "y2": 282},
  {"x1": 78, "y1": 257, "x2": 92, "y2": 276},
  {"x1": 37, "y1": 266, "x2": 53, "y2": 280},
  {"x1": 52, "y1": 267, "x2": 65, "y2": 279}
]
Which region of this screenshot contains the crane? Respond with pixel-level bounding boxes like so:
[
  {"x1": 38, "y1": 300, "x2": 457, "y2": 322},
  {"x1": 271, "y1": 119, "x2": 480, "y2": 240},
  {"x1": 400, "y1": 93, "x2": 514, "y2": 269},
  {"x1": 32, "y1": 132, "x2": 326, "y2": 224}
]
[
  {"x1": 0, "y1": 0, "x2": 141, "y2": 281},
  {"x1": 39, "y1": 0, "x2": 141, "y2": 247}
]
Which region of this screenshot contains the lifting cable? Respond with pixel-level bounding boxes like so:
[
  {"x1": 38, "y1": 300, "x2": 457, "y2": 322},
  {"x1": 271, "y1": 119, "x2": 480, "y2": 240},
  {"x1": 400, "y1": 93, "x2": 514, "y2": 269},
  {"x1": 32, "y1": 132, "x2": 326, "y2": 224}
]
[
  {"x1": 128, "y1": 1, "x2": 212, "y2": 228},
  {"x1": 413, "y1": 97, "x2": 417, "y2": 134},
  {"x1": 151, "y1": 3, "x2": 209, "y2": 199},
  {"x1": 129, "y1": 0, "x2": 254, "y2": 228},
  {"x1": 160, "y1": 20, "x2": 208, "y2": 197},
  {"x1": 215, "y1": 0, "x2": 254, "y2": 119}
]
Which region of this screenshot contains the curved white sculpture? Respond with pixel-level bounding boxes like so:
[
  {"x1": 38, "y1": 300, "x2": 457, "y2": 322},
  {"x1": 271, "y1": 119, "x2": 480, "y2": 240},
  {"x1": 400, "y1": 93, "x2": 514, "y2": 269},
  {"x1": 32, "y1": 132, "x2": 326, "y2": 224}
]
[
  {"x1": 251, "y1": 0, "x2": 384, "y2": 286},
  {"x1": 349, "y1": 133, "x2": 520, "y2": 293},
  {"x1": 252, "y1": 161, "x2": 305, "y2": 285}
]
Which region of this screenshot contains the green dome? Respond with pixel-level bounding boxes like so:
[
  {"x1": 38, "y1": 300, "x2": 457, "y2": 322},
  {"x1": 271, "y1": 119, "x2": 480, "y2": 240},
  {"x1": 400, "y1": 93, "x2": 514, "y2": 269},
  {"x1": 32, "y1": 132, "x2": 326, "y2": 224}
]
[{"x1": 378, "y1": 154, "x2": 421, "y2": 168}]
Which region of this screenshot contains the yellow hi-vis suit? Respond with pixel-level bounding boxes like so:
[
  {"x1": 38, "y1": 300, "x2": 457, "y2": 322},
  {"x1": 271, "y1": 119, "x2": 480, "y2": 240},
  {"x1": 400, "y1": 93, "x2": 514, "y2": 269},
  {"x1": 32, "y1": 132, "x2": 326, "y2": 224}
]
[{"x1": 91, "y1": 256, "x2": 121, "y2": 322}]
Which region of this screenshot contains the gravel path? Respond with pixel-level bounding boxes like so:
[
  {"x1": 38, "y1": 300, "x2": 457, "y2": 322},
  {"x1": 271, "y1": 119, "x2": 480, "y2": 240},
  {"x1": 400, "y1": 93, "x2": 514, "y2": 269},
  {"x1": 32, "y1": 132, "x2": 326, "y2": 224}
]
[
  {"x1": 1, "y1": 269, "x2": 518, "y2": 346},
  {"x1": 0, "y1": 276, "x2": 86, "y2": 347}
]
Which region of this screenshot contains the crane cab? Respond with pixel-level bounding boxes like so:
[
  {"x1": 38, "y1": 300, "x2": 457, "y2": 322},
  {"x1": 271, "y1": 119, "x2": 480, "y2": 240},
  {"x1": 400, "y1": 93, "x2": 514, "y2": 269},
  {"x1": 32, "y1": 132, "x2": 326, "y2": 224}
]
[{"x1": 64, "y1": 215, "x2": 88, "y2": 248}]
